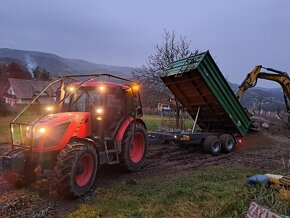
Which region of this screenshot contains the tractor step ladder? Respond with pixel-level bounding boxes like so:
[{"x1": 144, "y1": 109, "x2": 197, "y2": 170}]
[{"x1": 104, "y1": 142, "x2": 120, "y2": 165}]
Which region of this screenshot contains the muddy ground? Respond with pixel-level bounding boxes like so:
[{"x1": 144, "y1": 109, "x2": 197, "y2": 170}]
[{"x1": 0, "y1": 128, "x2": 289, "y2": 217}]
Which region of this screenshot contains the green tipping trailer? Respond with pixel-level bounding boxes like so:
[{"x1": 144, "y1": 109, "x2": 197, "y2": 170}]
[{"x1": 161, "y1": 51, "x2": 251, "y2": 136}]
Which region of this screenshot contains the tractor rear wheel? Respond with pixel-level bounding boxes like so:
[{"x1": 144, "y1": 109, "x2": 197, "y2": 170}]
[
  {"x1": 121, "y1": 124, "x2": 147, "y2": 172},
  {"x1": 54, "y1": 141, "x2": 99, "y2": 198},
  {"x1": 219, "y1": 134, "x2": 235, "y2": 153},
  {"x1": 203, "y1": 135, "x2": 221, "y2": 155},
  {"x1": 1, "y1": 148, "x2": 36, "y2": 188}
]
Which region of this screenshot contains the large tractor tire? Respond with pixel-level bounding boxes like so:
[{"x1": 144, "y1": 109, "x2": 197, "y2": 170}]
[
  {"x1": 219, "y1": 134, "x2": 235, "y2": 153},
  {"x1": 1, "y1": 148, "x2": 36, "y2": 187},
  {"x1": 121, "y1": 124, "x2": 147, "y2": 172},
  {"x1": 54, "y1": 141, "x2": 99, "y2": 198},
  {"x1": 203, "y1": 135, "x2": 221, "y2": 155}
]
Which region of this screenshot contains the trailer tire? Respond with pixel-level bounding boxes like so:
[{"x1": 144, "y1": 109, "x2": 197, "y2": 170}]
[
  {"x1": 219, "y1": 134, "x2": 235, "y2": 153},
  {"x1": 54, "y1": 141, "x2": 99, "y2": 198},
  {"x1": 121, "y1": 124, "x2": 147, "y2": 172},
  {"x1": 203, "y1": 135, "x2": 221, "y2": 155}
]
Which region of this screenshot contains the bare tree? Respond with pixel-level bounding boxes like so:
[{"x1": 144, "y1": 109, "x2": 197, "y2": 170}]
[{"x1": 133, "y1": 29, "x2": 197, "y2": 128}]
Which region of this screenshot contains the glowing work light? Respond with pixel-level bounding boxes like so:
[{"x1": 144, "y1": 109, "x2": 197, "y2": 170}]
[
  {"x1": 46, "y1": 106, "x2": 53, "y2": 112},
  {"x1": 96, "y1": 107, "x2": 104, "y2": 121},
  {"x1": 132, "y1": 84, "x2": 140, "y2": 92},
  {"x1": 99, "y1": 85, "x2": 105, "y2": 92},
  {"x1": 96, "y1": 107, "x2": 103, "y2": 114},
  {"x1": 68, "y1": 86, "x2": 75, "y2": 92}
]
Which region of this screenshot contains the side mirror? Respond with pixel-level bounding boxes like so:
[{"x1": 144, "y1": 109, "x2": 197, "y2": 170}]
[{"x1": 137, "y1": 107, "x2": 143, "y2": 117}]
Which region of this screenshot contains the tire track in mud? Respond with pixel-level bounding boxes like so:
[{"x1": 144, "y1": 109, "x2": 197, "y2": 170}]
[{"x1": 142, "y1": 144, "x2": 235, "y2": 176}]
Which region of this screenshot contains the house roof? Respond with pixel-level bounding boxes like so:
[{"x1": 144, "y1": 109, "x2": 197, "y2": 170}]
[{"x1": 7, "y1": 78, "x2": 60, "y2": 99}]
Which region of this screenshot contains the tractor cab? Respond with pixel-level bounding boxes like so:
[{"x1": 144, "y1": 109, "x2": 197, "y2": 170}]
[{"x1": 63, "y1": 81, "x2": 142, "y2": 138}]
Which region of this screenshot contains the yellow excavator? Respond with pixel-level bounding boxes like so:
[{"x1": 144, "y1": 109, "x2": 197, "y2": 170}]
[
  {"x1": 235, "y1": 65, "x2": 290, "y2": 127},
  {"x1": 235, "y1": 65, "x2": 290, "y2": 112}
]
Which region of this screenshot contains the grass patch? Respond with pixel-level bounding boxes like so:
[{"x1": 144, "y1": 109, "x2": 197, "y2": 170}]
[
  {"x1": 0, "y1": 116, "x2": 14, "y2": 143},
  {"x1": 66, "y1": 166, "x2": 290, "y2": 218}
]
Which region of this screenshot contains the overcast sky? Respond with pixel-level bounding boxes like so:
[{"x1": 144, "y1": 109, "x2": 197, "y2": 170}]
[{"x1": 0, "y1": 0, "x2": 289, "y2": 88}]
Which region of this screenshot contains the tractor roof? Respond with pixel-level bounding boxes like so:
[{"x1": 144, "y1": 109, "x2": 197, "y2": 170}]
[{"x1": 73, "y1": 81, "x2": 129, "y2": 90}]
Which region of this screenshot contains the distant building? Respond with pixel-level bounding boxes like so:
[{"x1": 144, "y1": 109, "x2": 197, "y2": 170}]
[
  {"x1": 0, "y1": 78, "x2": 59, "y2": 106},
  {"x1": 157, "y1": 102, "x2": 173, "y2": 112}
]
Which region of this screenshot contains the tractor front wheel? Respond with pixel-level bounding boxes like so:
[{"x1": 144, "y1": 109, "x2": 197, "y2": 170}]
[
  {"x1": 121, "y1": 124, "x2": 147, "y2": 172},
  {"x1": 54, "y1": 141, "x2": 99, "y2": 198}
]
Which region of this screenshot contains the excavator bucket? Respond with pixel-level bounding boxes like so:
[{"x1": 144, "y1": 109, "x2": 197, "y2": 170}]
[{"x1": 161, "y1": 51, "x2": 251, "y2": 136}]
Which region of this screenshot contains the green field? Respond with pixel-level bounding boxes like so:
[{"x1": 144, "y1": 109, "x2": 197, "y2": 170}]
[{"x1": 66, "y1": 166, "x2": 289, "y2": 218}]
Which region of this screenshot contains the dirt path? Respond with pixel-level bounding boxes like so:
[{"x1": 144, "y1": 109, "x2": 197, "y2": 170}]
[{"x1": 0, "y1": 130, "x2": 289, "y2": 217}]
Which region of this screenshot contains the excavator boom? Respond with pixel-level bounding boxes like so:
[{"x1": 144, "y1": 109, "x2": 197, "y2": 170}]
[{"x1": 235, "y1": 66, "x2": 290, "y2": 113}]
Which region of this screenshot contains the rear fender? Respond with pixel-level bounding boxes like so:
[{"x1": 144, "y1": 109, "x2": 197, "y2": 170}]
[{"x1": 115, "y1": 117, "x2": 146, "y2": 153}]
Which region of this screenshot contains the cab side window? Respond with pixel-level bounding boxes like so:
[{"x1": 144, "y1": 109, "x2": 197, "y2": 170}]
[{"x1": 69, "y1": 90, "x2": 88, "y2": 112}]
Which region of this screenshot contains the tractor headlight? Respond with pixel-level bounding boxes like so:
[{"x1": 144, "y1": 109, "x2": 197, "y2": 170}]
[
  {"x1": 34, "y1": 127, "x2": 47, "y2": 139},
  {"x1": 26, "y1": 127, "x2": 47, "y2": 139},
  {"x1": 39, "y1": 127, "x2": 46, "y2": 134}
]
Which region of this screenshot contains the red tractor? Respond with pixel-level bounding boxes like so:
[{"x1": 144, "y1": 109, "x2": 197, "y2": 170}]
[{"x1": 0, "y1": 74, "x2": 148, "y2": 198}]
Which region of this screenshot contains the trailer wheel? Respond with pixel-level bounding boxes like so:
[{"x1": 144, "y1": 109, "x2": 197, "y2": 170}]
[
  {"x1": 54, "y1": 141, "x2": 99, "y2": 198},
  {"x1": 203, "y1": 135, "x2": 221, "y2": 155},
  {"x1": 219, "y1": 134, "x2": 235, "y2": 153},
  {"x1": 121, "y1": 124, "x2": 147, "y2": 172},
  {"x1": 1, "y1": 148, "x2": 36, "y2": 187}
]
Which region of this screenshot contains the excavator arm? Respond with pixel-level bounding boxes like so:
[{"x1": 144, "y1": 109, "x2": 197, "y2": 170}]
[{"x1": 235, "y1": 65, "x2": 290, "y2": 113}]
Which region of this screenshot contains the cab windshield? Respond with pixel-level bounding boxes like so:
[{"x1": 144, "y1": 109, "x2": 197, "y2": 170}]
[{"x1": 68, "y1": 89, "x2": 103, "y2": 112}]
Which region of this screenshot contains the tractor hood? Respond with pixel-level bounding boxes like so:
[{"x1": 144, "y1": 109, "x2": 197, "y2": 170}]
[
  {"x1": 29, "y1": 112, "x2": 92, "y2": 151},
  {"x1": 35, "y1": 112, "x2": 88, "y2": 128}
]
